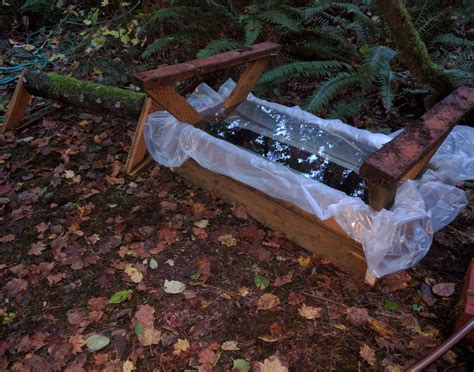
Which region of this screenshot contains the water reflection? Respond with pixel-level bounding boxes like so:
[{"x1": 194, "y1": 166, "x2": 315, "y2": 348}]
[{"x1": 204, "y1": 110, "x2": 368, "y2": 202}]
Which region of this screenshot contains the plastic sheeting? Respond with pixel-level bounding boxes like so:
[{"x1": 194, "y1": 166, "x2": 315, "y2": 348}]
[{"x1": 144, "y1": 79, "x2": 473, "y2": 278}]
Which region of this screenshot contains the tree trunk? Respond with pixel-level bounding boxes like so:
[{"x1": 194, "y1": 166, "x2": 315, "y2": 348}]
[
  {"x1": 23, "y1": 70, "x2": 146, "y2": 119},
  {"x1": 375, "y1": 0, "x2": 453, "y2": 97}
]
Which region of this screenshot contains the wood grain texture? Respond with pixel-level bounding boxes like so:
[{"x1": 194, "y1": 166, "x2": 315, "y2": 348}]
[
  {"x1": 174, "y1": 159, "x2": 367, "y2": 283},
  {"x1": 2, "y1": 73, "x2": 32, "y2": 133},
  {"x1": 146, "y1": 85, "x2": 203, "y2": 126},
  {"x1": 133, "y1": 42, "x2": 280, "y2": 89},
  {"x1": 361, "y1": 85, "x2": 474, "y2": 189},
  {"x1": 125, "y1": 97, "x2": 157, "y2": 175},
  {"x1": 223, "y1": 58, "x2": 270, "y2": 111}
]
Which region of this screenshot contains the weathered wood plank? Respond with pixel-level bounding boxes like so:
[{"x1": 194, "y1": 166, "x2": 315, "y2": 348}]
[
  {"x1": 2, "y1": 72, "x2": 32, "y2": 133},
  {"x1": 223, "y1": 58, "x2": 271, "y2": 111},
  {"x1": 133, "y1": 42, "x2": 280, "y2": 89},
  {"x1": 146, "y1": 85, "x2": 203, "y2": 126},
  {"x1": 174, "y1": 159, "x2": 367, "y2": 283},
  {"x1": 361, "y1": 85, "x2": 474, "y2": 192}
]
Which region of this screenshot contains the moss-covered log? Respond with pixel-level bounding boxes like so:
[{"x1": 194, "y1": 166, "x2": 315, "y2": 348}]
[
  {"x1": 23, "y1": 70, "x2": 146, "y2": 119},
  {"x1": 375, "y1": 0, "x2": 453, "y2": 97}
]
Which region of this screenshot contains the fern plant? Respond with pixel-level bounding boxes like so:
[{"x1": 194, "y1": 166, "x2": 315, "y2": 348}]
[{"x1": 258, "y1": 1, "x2": 399, "y2": 118}]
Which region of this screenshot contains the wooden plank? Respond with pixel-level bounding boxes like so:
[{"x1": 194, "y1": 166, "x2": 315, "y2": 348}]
[
  {"x1": 2, "y1": 72, "x2": 32, "y2": 133},
  {"x1": 146, "y1": 85, "x2": 203, "y2": 126},
  {"x1": 223, "y1": 58, "x2": 270, "y2": 111},
  {"x1": 174, "y1": 159, "x2": 367, "y2": 283},
  {"x1": 367, "y1": 183, "x2": 396, "y2": 211},
  {"x1": 125, "y1": 97, "x2": 156, "y2": 175},
  {"x1": 360, "y1": 85, "x2": 474, "y2": 191},
  {"x1": 133, "y1": 42, "x2": 280, "y2": 89}
]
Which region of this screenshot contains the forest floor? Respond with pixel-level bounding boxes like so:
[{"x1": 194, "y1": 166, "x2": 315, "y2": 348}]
[
  {"x1": 1, "y1": 98, "x2": 473, "y2": 371},
  {"x1": 0, "y1": 45, "x2": 473, "y2": 370}
]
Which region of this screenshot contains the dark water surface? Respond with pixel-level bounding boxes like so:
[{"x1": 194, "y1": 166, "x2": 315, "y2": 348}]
[{"x1": 203, "y1": 116, "x2": 368, "y2": 202}]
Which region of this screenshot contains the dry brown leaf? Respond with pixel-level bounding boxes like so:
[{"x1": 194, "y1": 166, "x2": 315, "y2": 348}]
[
  {"x1": 198, "y1": 348, "x2": 220, "y2": 367},
  {"x1": 124, "y1": 265, "x2": 143, "y2": 283},
  {"x1": 273, "y1": 271, "x2": 293, "y2": 287},
  {"x1": 134, "y1": 304, "x2": 155, "y2": 327},
  {"x1": 298, "y1": 304, "x2": 322, "y2": 320},
  {"x1": 346, "y1": 307, "x2": 372, "y2": 326},
  {"x1": 69, "y1": 334, "x2": 86, "y2": 354},
  {"x1": 257, "y1": 293, "x2": 280, "y2": 310},
  {"x1": 359, "y1": 343, "x2": 376, "y2": 366},
  {"x1": 432, "y1": 282, "x2": 455, "y2": 297},
  {"x1": 257, "y1": 355, "x2": 288, "y2": 372},
  {"x1": 123, "y1": 359, "x2": 135, "y2": 372},
  {"x1": 28, "y1": 242, "x2": 46, "y2": 256},
  {"x1": 221, "y1": 340, "x2": 239, "y2": 351},
  {"x1": 137, "y1": 326, "x2": 161, "y2": 346},
  {"x1": 173, "y1": 338, "x2": 190, "y2": 355},
  {"x1": 218, "y1": 234, "x2": 237, "y2": 247},
  {"x1": 370, "y1": 319, "x2": 394, "y2": 339}
]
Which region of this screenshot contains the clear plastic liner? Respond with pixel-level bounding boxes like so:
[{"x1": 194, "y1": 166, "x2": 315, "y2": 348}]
[{"x1": 144, "y1": 79, "x2": 473, "y2": 278}]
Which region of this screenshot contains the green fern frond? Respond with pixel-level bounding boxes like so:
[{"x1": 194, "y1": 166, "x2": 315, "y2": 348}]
[
  {"x1": 298, "y1": 2, "x2": 370, "y2": 24},
  {"x1": 258, "y1": 60, "x2": 350, "y2": 86},
  {"x1": 327, "y1": 97, "x2": 368, "y2": 121},
  {"x1": 256, "y1": 10, "x2": 300, "y2": 31},
  {"x1": 304, "y1": 71, "x2": 363, "y2": 113},
  {"x1": 243, "y1": 17, "x2": 263, "y2": 46},
  {"x1": 148, "y1": 6, "x2": 197, "y2": 25},
  {"x1": 196, "y1": 38, "x2": 242, "y2": 58},
  {"x1": 362, "y1": 46, "x2": 397, "y2": 82},
  {"x1": 378, "y1": 65, "x2": 395, "y2": 110},
  {"x1": 413, "y1": 0, "x2": 441, "y2": 29},
  {"x1": 433, "y1": 33, "x2": 474, "y2": 48},
  {"x1": 287, "y1": 43, "x2": 352, "y2": 63},
  {"x1": 141, "y1": 37, "x2": 173, "y2": 58}
]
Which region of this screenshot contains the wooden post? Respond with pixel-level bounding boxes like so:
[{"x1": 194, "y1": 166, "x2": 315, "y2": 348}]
[
  {"x1": 125, "y1": 97, "x2": 156, "y2": 175},
  {"x1": 223, "y1": 58, "x2": 271, "y2": 111},
  {"x1": 146, "y1": 85, "x2": 203, "y2": 126},
  {"x1": 2, "y1": 72, "x2": 32, "y2": 133}
]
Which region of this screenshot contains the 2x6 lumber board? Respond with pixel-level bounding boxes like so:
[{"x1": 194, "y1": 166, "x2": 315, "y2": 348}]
[
  {"x1": 360, "y1": 85, "x2": 474, "y2": 189},
  {"x1": 133, "y1": 42, "x2": 280, "y2": 89},
  {"x1": 125, "y1": 97, "x2": 155, "y2": 175},
  {"x1": 2, "y1": 73, "x2": 31, "y2": 133},
  {"x1": 174, "y1": 159, "x2": 367, "y2": 282},
  {"x1": 147, "y1": 85, "x2": 203, "y2": 126},
  {"x1": 223, "y1": 58, "x2": 271, "y2": 111}
]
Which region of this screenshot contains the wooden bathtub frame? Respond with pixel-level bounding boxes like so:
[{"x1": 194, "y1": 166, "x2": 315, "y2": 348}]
[{"x1": 3, "y1": 42, "x2": 474, "y2": 284}]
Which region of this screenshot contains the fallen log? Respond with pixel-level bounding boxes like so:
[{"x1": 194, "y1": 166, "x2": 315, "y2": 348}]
[{"x1": 22, "y1": 70, "x2": 146, "y2": 119}]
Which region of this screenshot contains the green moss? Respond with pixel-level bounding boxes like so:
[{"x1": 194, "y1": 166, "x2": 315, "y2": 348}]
[{"x1": 48, "y1": 72, "x2": 145, "y2": 105}]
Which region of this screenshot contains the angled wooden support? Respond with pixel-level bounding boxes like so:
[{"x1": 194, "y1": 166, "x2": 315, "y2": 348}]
[
  {"x1": 1, "y1": 72, "x2": 31, "y2": 134},
  {"x1": 361, "y1": 85, "x2": 474, "y2": 211}
]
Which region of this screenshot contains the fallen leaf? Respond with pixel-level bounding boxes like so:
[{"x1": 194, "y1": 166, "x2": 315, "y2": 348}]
[
  {"x1": 134, "y1": 304, "x2": 155, "y2": 327},
  {"x1": 28, "y1": 242, "x2": 46, "y2": 256},
  {"x1": 233, "y1": 358, "x2": 250, "y2": 372},
  {"x1": 297, "y1": 256, "x2": 311, "y2": 266},
  {"x1": 221, "y1": 340, "x2": 239, "y2": 351},
  {"x1": 257, "y1": 355, "x2": 288, "y2": 372},
  {"x1": 149, "y1": 258, "x2": 158, "y2": 269},
  {"x1": 370, "y1": 319, "x2": 394, "y2": 339},
  {"x1": 158, "y1": 226, "x2": 178, "y2": 245},
  {"x1": 124, "y1": 265, "x2": 143, "y2": 283},
  {"x1": 137, "y1": 326, "x2": 161, "y2": 346},
  {"x1": 67, "y1": 309, "x2": 85, "y2": 325},
  {"x1": 194, "y1": 219, "x2": 209, "y2": 228},
  {"x1": 47, "y1": 272, "x2": 67, "y2": 286},
  {"x1": 238, "y1": 287, "x2": 250, "y2": 297},
  {"x1": 257, "y1": 293, "x2": 280, "y2": 310},
  {"x1": 273, "y1": 271, "x2": 293, "y2": 287},
  {"x1": 86, "y1": 335, "x2": 110, "y2": 351},
  {"x1": 198, "y1": 348, "x2": 220, "y2": 367},
  {"x1": 164, "y1": 280, "x2": 186, "y2": 294},
  {"x1": 69, "y1": 334, "x2": 86, "y2": 354},
  {"x1": 218, "y1": 234, "x2": 237, "y2": 247},
  {"x1": 432, "y1": 283, "x2": 455, "y2": 297},
  {"x1": 298, "y1": 304, "x2": 322, "y2": 320},
  {"x1": 173, "y1": 338, "x2": 190, "y2": 355},
  {"x1": 108, "y1": 289, "x2": 132, "y2": 304},
  {"x1": 123, "y1": 359, "x2": 135, "y2": 372},
  {"x1": 346, "y1": 307, "x2": 372, "y2": 326},
  {"x1": 254, "y1": 274, "x2": 270, "y2": 289},
  {"x1": 232, "y1": 205, "x2": 248, "y2": 219},
  {"x1": 360, "y1": 343, "x2": 376, "y2": 366}
]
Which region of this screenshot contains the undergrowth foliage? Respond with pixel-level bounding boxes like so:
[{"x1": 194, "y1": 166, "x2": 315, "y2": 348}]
[{"x1": 2, "y1": 0, "x2": 473, "y2": 121}]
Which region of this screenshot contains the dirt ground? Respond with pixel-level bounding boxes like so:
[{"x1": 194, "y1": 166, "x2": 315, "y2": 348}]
[{"x1": 1, "y1": 103, "x2": 473, "y2": 371}]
